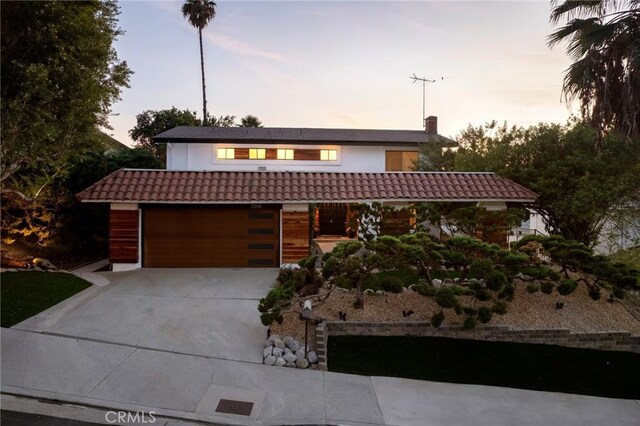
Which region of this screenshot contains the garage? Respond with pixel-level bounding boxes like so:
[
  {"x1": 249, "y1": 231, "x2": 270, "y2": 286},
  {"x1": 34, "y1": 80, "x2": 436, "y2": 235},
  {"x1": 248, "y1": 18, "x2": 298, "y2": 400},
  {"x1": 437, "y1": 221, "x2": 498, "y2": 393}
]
[{"x1": 142, "y1": 205, "x2": 280, "y2": 268}]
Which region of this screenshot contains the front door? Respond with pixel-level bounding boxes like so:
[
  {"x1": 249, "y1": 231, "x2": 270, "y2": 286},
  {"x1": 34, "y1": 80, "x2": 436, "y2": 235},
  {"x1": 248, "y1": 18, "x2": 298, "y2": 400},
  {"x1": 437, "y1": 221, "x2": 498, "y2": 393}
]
[{"x1": 318, "y1": 203, "x2": 347, "y2": 236}]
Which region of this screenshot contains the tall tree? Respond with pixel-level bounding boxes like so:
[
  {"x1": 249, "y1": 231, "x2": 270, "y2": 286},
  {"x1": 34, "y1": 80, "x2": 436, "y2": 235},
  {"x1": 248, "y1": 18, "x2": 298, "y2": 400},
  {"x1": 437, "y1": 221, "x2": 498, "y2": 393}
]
[
  {"x1": 239, "y1": 115, "x2": 264, "y2": 128},
  {"x1": 1, "y1": 0, "x2": 130, "y2": 248},
  {"x1": 438, "y1": 120, "x2": 640, "y2": 246},
  {"x1": 1, "y1": 0, "x2": 131, "y2": 198},
  {"x1": 548, "y1": 0, "x2": 640, "y2": 147},
  {"x1": 130, "y1": 108, "x2": 202, "y2": 163},
  {"x1": 181, "y1": 0, "x2": 217, "y2": 125}
]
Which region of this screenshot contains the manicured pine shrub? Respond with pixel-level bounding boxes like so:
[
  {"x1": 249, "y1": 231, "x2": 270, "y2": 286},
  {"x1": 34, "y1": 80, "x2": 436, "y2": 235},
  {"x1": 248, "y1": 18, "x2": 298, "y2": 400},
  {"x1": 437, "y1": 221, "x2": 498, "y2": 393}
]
[
  {"x1": 478, "y1": 306, "x2": 493, "y2": 323},
  {"x1": 379, "y1": 276, "x2": 404, "y2": 294},
  {"x1": 431, "y1": 311, "x2": 445, "y2": 328},
  {"x1": 486, "y1": 270, "x2": 508, "y2": 292},
  {"x1": 435, "y1": 287, "x2": 458, "y2": 309},
  {"x1": 469, "y1": 258, "x2": 493, "y2": 279},
  {"x1": 498, "y1": 284, "x2": 515, "y2": 300},
  {"x1": 557, "y1": 279, "x2": 578, "y2": 295},
  {"x1": 463, "y1": 315, "x2": 478, "y2": 330},
  {"x1": 588, "y1": 286, "x2": 601, "y2": 300},
  {"x1": 526, "y1": 283, "x2": 540, "y2": 293},
  {"x1": 612, "y1": 286, "x2": 625, "y2": 299},
  {"x1": 476, "y1": 288, "x2": 492, "y2": 301},
  {"x1": 492, "y1": 301, "x2": 508, "y2": 315},
  {"x1": 334, "y1": 276, "x2": 354, "y2": 290},
  {"x1": 463, "y1": 307, "x2": 478, "y2": 316},
  {"x1": 452, "y1": 285, "x2": 475, "y2": 296},
  {"x1": 413, "y1": 284, "x2": 436, "y2": 297},
  {"x1": 540, "y1": 281, "x2": 555, "y2": 294}
]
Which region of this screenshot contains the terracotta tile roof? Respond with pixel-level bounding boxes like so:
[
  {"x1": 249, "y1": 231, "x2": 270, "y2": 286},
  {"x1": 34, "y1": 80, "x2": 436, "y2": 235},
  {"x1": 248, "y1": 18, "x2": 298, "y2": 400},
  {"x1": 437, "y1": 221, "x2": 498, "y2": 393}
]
[
  {"x1": 77, "y1": 169, "x2": 537, "y2": 204},
  {"x1": 152, "y1": 126, "x2": 456, "y2": 146}
]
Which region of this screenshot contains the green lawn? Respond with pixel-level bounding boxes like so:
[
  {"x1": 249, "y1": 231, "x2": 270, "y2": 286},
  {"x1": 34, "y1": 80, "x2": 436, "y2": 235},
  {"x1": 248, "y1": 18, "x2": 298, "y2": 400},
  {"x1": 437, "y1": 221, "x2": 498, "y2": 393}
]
[
  {"x1": 1, "y1": 272, "x2": 91, "y2": 327},
  {"x1": 329, "y1": 335, "x2": 640, "y2": 399}
]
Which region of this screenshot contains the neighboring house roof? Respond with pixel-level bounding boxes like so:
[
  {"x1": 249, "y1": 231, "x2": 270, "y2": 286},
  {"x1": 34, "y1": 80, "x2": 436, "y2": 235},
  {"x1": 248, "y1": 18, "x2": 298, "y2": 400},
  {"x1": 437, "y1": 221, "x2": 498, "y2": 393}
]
[
  {"x1": 152, "y1": 126, "x2": 456, "y2": 147},
  {"x1": 77, "y1": 169, "x2": 537, "y2": 204}
]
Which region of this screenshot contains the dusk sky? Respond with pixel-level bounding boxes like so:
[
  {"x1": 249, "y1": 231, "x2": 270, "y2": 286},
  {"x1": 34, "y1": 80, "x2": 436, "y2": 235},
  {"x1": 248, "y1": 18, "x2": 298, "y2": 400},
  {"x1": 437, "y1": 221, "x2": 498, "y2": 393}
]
[{"x1": 107, "y1": 1, "x2": 577, "y2": 146}]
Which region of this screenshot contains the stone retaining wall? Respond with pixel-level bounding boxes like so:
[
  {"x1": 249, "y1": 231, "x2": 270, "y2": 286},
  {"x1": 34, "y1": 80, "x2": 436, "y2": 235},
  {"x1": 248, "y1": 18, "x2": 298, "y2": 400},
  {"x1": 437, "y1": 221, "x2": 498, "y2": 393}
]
[{"x1": 314, "y1": 321, "x2": 640, "y2": 371}]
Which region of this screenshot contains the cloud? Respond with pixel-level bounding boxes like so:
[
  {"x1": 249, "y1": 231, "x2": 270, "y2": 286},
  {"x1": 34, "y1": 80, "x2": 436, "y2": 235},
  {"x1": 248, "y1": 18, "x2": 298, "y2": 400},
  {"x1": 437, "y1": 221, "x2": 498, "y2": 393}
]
[
  {"x1": 203, "y1": 32, "x2": 295, "y2": 64},
  {"x1": 150, "y1": 1, "x2": 294, "y2": 64}
]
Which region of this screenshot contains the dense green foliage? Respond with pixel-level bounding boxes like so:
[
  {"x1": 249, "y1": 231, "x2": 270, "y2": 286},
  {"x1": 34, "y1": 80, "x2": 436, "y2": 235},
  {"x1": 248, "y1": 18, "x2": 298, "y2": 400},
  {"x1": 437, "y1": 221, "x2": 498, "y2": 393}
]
[
  {"x1": 1, "y1": 0, "x2": 131, "y2": 249},
  {"x1": 419, "y1": 121, "x2": 640, "y2": 246},
  {"x1": 430, "y1": 311, "x2": 445, "y2": 328},
  {"x1": 478, "y1": 306, "x2": 493, "y2": 323},
  {"x1": 1, "y1": 272, "x2": 91, "y2": 327},
  {"x1": 1, "y1": 0, "x2": 131, "y2": 195},
  {"x1": 130, "y1": 108, "x2": 202, "y2": 162},
  {"x1": 328, "y1": 335, "x2": 640, "y2": 399}
]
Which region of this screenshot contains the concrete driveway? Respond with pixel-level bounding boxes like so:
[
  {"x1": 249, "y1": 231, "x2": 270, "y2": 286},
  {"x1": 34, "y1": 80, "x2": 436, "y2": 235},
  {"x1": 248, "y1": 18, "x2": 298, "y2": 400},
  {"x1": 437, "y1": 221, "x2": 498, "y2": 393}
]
[{"x1": 14, "y1": 268, "x2": 278, "y2": 363}]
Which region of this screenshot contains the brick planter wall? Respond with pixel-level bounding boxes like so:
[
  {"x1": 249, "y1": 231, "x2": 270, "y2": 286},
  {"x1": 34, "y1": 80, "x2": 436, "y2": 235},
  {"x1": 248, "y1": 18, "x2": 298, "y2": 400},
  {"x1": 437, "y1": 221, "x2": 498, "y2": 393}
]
[{"x1": 314, "y1": 321, "x2": 640, "y2": 371}]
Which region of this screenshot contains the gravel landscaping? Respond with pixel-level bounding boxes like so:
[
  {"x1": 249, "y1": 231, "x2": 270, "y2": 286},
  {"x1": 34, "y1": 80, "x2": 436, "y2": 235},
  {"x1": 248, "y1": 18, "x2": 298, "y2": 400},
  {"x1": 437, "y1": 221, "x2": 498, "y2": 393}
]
[{"x1": 272, "y1": 280, "x2": 640, "y2": 344}]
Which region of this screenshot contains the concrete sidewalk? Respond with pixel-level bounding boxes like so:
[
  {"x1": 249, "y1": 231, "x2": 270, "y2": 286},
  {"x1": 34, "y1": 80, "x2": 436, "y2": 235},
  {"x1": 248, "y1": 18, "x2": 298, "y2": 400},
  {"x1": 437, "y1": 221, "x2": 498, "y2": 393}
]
[{"x1": 2, "y1": 328, "x2": 639, "y2": 426}]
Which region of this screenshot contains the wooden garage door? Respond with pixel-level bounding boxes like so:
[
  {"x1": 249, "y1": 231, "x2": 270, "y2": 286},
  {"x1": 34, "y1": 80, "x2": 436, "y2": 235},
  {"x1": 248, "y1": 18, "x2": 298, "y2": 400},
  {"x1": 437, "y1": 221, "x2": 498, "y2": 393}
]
[{"x1": 143, "y1": 206, "x2": 279, "y2": 267}]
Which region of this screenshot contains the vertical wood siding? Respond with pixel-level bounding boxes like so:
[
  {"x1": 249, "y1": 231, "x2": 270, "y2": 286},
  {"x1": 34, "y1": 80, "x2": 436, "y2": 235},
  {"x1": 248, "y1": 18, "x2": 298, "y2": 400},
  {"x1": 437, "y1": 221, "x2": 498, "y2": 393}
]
[
  {"x1": 110, "y1": 209, "x2": 139, "y2": 263},
  {"x1": 282, "y1": 211, "x2": 310, "y2": 263}
]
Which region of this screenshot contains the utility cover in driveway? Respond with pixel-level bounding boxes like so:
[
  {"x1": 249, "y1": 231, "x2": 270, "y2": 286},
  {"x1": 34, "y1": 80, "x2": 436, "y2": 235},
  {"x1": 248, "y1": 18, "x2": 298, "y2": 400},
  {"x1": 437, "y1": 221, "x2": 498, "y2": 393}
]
[
  {"x1": 143, "y1": 205, "x2": 279, "y2": 267},
  {"x1": 215, "y1": 399, "x2": 254, "y2": 416}
]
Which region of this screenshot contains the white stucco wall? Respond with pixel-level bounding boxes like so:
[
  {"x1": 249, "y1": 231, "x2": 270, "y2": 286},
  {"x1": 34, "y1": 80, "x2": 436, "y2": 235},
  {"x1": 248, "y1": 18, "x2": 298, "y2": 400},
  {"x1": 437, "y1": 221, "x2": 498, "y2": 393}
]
[{"x1": 165, "y1": 143, "x2": 411, "y2": 172}]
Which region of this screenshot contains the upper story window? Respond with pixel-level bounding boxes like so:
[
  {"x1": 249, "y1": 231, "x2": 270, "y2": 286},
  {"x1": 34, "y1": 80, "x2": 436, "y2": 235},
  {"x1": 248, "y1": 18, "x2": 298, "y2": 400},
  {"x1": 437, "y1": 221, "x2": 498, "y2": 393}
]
[
  {"x1": 249, "y1": 148, "x2": 266, "y2": 159},
  {"x1": 386, "y1": 151, "x2": 418, "y2": 171},
  {"x1": 277, "y1": 149, "x2": 294, "y2": 160},
  {"x1": 320, "y1": 149, "x2": 338, "y2": 161},
  {"x1": 217, "y1": 148, "x2": 235, "y2": 160}
]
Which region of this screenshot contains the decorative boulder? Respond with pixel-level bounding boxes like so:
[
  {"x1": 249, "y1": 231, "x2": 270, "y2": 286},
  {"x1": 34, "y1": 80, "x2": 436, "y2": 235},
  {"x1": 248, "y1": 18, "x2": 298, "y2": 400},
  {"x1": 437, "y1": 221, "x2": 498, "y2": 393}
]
[
  {"x1": 364, "y1": 289, "x2": 375, "y2": 294},
  {"x1": 264, "y1": 355, "x2": 276, "y2": 366},
  {"x1": 288, "y1": 341, "x2": 300, "y2": 352},
  {"x1": 296, "y1": 358, "x2": 309, "y2": 369},
  {"x1": 273, "y1": 339, "x2": 285, "y2": 349},
  {"x1": 33, "y1": 258, "x2": 57, "y2": 271},
  {"x1": 295, "y1": 349, "x2": 305, "y2": 359},
  {"x1": 375, "y1": 290, "x2": 385, "y2": 295},
  {"x1": 263, "y1": 346, "x2": 273, "y2": 358},
  {"x1": 306, "y1": 351, "x2": 319, "y2": 364},
  {"x1": 432, "y1": 279, "x2": 443, "y2": 287},
  {"x1": 444, "y1": 278, "x2": 454, "y2": 285},
  {"x1": 283, "y1": 352, "x2": 297, "y2": 363},
  {"x1": 272, "y1": 347, "x2": 284, "y2": 358},
  {"x1": 283, "y1": 336, "x2": 295, "y2": 347},
  {"x1": 268, "y1": 334, "x2": 281, "y2": 343},
  {"x1": 264, "y1": 340, "x2": 272, "y2": 347},
  {"x1": 274, "y1": 357, "x2": 286, "y2": 367},
  {"x1": 284, "y1": 362, "x2": 296, "y2": 368}
]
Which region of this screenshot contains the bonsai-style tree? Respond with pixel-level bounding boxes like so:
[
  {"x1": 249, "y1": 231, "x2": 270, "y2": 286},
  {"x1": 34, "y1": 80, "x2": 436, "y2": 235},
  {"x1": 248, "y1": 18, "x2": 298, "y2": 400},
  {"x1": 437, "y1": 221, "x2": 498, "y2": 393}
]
[{"x1": 322, "y1": 240, "x2": 379, "y2": 309}]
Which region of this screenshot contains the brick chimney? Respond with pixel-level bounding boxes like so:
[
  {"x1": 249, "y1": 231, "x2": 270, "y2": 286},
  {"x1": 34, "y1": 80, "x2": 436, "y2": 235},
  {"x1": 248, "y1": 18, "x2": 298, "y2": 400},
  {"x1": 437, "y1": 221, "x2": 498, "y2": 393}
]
[{"x1": 425, "y1": 116, "x2": 438, "y2": 135}]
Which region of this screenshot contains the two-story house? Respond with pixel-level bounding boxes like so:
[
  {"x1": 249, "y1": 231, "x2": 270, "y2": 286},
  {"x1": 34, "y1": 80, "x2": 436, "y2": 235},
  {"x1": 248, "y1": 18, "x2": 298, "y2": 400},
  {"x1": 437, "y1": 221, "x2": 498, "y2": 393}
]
[{"x1": 78, "y1": 117, "x2": 537, "y2": 270}]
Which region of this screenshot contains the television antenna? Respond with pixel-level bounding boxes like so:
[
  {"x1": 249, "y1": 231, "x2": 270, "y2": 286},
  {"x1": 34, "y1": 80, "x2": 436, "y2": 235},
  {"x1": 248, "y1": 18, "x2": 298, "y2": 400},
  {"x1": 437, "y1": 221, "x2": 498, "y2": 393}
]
[{"x1": 410, "y1": 74, "x2": 446, "y2": 127}]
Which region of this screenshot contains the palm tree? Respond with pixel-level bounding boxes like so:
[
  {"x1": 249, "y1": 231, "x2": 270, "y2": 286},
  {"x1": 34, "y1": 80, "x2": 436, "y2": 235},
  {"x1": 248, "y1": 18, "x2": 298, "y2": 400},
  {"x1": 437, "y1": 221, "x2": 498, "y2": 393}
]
[
  {"x1": 548, "y1": 0, "x2": 640, "y2": 148},
  {"x1": 181, "y1": 0, "x2": 216, "y2": 125},
  {"x1": 239, "y1": 115, "x2": 263, "y2": 128}
]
